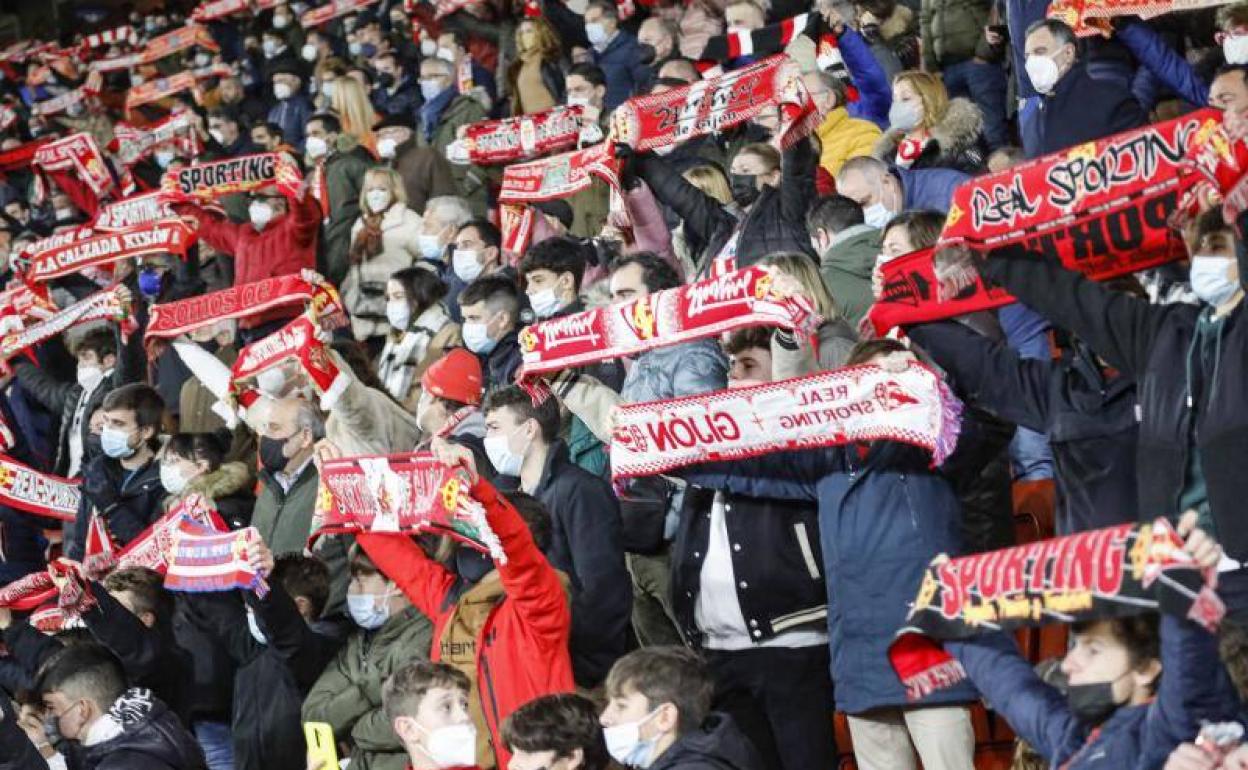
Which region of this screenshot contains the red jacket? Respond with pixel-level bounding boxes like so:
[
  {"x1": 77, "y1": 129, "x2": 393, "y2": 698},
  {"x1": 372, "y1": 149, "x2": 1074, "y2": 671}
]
[
  {"x1": 358, "y1": 479, "x2": 574, "y2": 769},
  {"x1": 174, "y1": 193, "x2": 320, "y2": 327}
]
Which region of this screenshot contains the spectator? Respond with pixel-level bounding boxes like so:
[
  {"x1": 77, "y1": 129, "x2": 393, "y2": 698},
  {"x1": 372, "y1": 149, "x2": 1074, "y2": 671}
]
[
  {"x1": 418, "y1": 196, "x2": 475, "y2": 268},
  {"x1": 761, "y1": 252, "x2": 859, "y2": 377},
  {"x1": 327, "y1": 74, "x2": 379, "y2": 151},
  {"x1": 252, "y1": 398, "x2": 322, "y2": 559},
  {"x1": 160, "y1": 433, "x2": 254, "y2": 530},
  {"x1": 450, "y1": 220, "x2": 509, "y2": 286},
  {"x1": 413, "y1": 349, "x2": 488, "y2": 464},
  {"x1": 382, "y1": 661, "x2": 481, "y2": 770},
  {"x1": 805, "y1": 71, "x2": 882, "y2": 178},
  {"x1": 206, "y1": 110, "x2": 258, "y2": 159},
  {"x1": 375, "y1": 114, "x2": 462, "y2": 214},
  {"x1": 835, "y1": 155, "x2": 967, "y2": 224},
  {"x1": 306, "y1": 112, "x2": 372, "y2": 285},
  {"x1": 583, "y1": 0, "x2": 650, "y2": 110},
  {"x1": 373, "y1": 266, "x2": 461, "y2": 411},
  {"x1": 268, "y1": 65, "x2": 313, "y2": 151},
  {"x1": 369, "y1": 50, "x2": 419, "y2": 119},
  {"x1": 875, "y1": 71, "x2": 986, "y2": 173},
  {"x1": 502, "y1": 693, "x2": 611, "y2": 770},
  {"x1": 807, "y1": 195, "x2": 880, "y2": 328},
  {"x1": 508, "y1": 17, "x2": 567, "y2": 116},
  {"x1": 418, "y1": 58, "x2": 488, "y2": 214},
  {"x1": 459, "y1": 276, "x2": 525, "y2": 393}
]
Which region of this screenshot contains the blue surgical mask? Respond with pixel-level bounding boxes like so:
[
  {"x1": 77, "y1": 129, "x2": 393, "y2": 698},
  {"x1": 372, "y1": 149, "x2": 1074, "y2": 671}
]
[
  {"x1": 347, "y1": 590, "x2": 392, "y2": 629},
  {"x1": 101, "y1": 425, "x2": 137, "y2": 459},
  {"x1": 604, "y1": 708, "x2": 662, "y2": 768},
  {"x1": 138, "y1": 267, "x2": 164, "y2": 298},
  {"x1": 528, "y1": 287, "x2": 565, "y2": 319},
  {"x1": 461, "y1": 320, "x2": 496, "y2": 354},
  {"x1": 1190, "y1": 255, "x2": 1240, "y2": 308}
]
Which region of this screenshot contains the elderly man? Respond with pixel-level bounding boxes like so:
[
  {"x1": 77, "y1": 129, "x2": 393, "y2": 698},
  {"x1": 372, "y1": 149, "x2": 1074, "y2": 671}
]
[
  {"x1": 375, "y1": 113, "x2": 461, "y2": 214},
  {"x1": 417, "y1": 57, "x2": 488, "y2": 214},
  {"x1": 252, "y1": 397, "x2": 322, "y2": 558}
]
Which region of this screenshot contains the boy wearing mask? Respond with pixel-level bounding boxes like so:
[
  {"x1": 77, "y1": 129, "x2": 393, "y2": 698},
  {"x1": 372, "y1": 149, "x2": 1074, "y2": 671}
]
[{"x1": 382, "y1": 661, "x2": 482, "y2": 770}]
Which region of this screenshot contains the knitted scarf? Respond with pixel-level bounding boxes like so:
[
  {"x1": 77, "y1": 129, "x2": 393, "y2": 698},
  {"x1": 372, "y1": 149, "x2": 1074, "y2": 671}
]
[
  {"x1": 136, "y1": 23, "x2": 219, "y2": 65},
  {"x1": 449, "y1": 106, "x2": 585, "y2": 165},
  {"x1": 229, "y1": 314, "x2": 349, "y2": 407},
  {"x1": 124, "y1": 71, "x2": 201, "y2": 111},
  {"x1": 160, "y1": 152, "x2": 303, "y2": 202},
  {"x1": 23, "y1": 218, "x2": 196, "y2": 282},
  {"x1": 165, "y1": 522, "x2": 269, "y2": 595},
  {"x1": 377, "y1": 303, "x2": 451, "y2": 403},
  {"x1": 0, "y1": 286, "x2": 132, "y2": 373},
  {"x1": 348, "y1": 208, "x2": 386, "y2": 265},
  {"x1": 300, "y1": 0, "x2": 382, "y2": 28},
  {"x1": 94, "y1": 191, "x2": 177, "y2": 231},
  {"x1": 0, "y1": 453, "x2": 80, "y2": 523},
  {"x1": 109, "y1": 112, "x2": 203, "y2": 168},
  {"x1": 31, "y1": 132, "x2": 117, "y2": 217}
]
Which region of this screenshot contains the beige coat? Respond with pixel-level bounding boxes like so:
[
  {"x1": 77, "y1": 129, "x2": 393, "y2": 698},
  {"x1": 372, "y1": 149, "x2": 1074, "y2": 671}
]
[
  {"x1": 342, "y1": 203, "x2": 425, "y2": 341},
  {"x1": 323, "y1": 351, "x2": 425, "y2": 456}
]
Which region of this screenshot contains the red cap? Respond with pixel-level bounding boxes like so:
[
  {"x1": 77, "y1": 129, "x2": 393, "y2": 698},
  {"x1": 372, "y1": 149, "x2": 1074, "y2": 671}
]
[
  {"x1": 422, "y1": 348, "x2": 483, "y2": 405},
  {"x1": 523, "y1": 0, "x2": 542, "y2": 18}
]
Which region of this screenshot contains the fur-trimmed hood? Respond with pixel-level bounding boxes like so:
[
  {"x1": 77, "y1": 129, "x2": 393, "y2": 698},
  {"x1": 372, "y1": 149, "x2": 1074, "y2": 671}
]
[{"x1": 873, "y1": 97, "x2": 984, "y2": 166}]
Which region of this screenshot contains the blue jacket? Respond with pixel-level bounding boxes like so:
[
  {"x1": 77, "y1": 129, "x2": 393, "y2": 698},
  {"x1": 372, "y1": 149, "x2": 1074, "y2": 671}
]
[
  {"x1": 1027, "y1": 61, "x2": 1146, "y2": 158},
  {"x1": 894, "y1": 165, "x2": 969, "y2": 214},
  {"x1": 622, "y1": 338, "x2": 727, "y2": 405},
  {"x1": 267, "y1": 94, "x2": 313, "y2": 152},
  {"x1": 371, "y1": 76, "x2": 421, "y2": 119},
  {"x1": 838, "y1": 28, "x2": 893, "y2": 128},
  {"x1": 951, "y1": 616, "x2": 1241, "y2": 770},
  {"x1": 681, "y1": 441, "x2": 979, "y2": 714},
  {"x1": 1118, "y1": 21, "x2": 1208, "y2": 110},
  {"x1": 592, "y1": 31, "x2": 651, "y2": 111}
]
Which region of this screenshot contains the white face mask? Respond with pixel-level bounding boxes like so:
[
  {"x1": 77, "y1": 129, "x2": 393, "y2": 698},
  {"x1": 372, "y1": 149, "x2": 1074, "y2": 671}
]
[
  {"x1": 419, "y1": 723, "x2": 478, "y2": 768},
  {"x1": 1226, "y1": 34, "x2": 1248, "y2": 65},
  {"x1": 249, "y1": 201, "x2": 274, "y2": 230},
  {"x1": 377, "y1": 136, "x2": 398, "y2": 158},
  {"x1": 1190, "y1": 255, "x2": 1240, "y2": 308},
  {"x1": 453, "y1": 248, "x2": 484, "y2": 282},
  {"x1": 436, "y1": 47, "x2": 456, "y2": 63},
  {"x1": 888, "y1": 100, "x2": 923, "y2": 132},
  {"x1": 567, "y1": 94, "x2": 591, "y2": 109},
  {"x1": 1025, "y1": 54, "x2": 1061, "y2": 95},
  {"x1": 132, "y1": 73, "x2": 145, "y2": 86},
  {"x1": 461, "y1": 320, "x2": 496, "y2": 354},
  {"x1": 301, "y1": 43, "x2": 318, "y2": 62},
  {"x1": 272, "y1": 14, "x2": 290, "y2": 28},
  {"x1": 155, "y1": 150, "x2": 176, "y2": 168},
  {"x1": 273, "y1": 81, "x2": 293, "y2": 100},
  {"x1": 418, "y1": 232, "x2": 445, "y2": 260},
  {"x1": 863, "y1": 202, "x2": 892, "y2": 229},
  {"x1": 305, "y1": 135, "x2": 329, "y2": 159},
  {"x1": 603, "y1": 709, "x2": 661, "y2": 768},
  {"x1": 420, "y1": 78, "x2": 444, "y2": 101},
  {"x1": 160, "y1": 462, "x2": 189, "y2": 495},
  {"x1": 484, "y1": 426, "x2": 529, "y2": 476},
  {"x1": 528, "y1": 287, "x2": 565, "y2": 319},
  {"x1": 415, "y1": 391, "x2": 435, "y2": 432},
  {"x1": 321, "y1": 79, "x2": 335, "y2": 99},
  {"x1": 366, "y1": 189, "x2": 392, "y2": 213},
  {"x1": 195, "y1": 52, "x2": 212, "y2": 68},
  {"x1": 77, "y1": 365, "x2": 104, "y2": 391},
  {"x1": 585, "y1": 22, "x2": 608, "y2": 46},
  {"x1": 421, "y1": 38, "x2": 438, "y2": 57},
  {"x1": 209, "y1": 128, "x2": 226, "y2": 146},
  {"x1": 386, "y1": 299, "x2": 412, "y2": 330}
]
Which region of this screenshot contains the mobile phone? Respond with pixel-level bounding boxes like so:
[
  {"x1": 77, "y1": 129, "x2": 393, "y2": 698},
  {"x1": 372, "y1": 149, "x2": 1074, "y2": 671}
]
[{"x1": 304, "y1": 722, "x2": 339, "y2": 769}]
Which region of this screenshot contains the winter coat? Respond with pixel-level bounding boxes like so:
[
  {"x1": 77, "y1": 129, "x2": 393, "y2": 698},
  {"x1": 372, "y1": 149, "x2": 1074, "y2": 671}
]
[
  {"x1": 79, "y1": 688, "x2": 206, "y2": 770},
  {"x1": 921, "y1": 0, "x2": 992, "y2": 68},
  {"x1": 591, "y1": 31, "x2": 651, "y2": 111},
  {"x1": 322, "y1": 351, "x2": 424, "y2": 456},
  {"x1": 67, "y1": 456, "x2": 164, "y2": 561},
  {"x1": 638, "y1": 138, "x2": 818, "y2": 273},
  {"x1": 372, "y1": 77, "x2": 421, "y2": 118},
  {"x1": 950, "y1": 616, "x2": 1241, "y2": 770},
  {"x1": 514, "y1": 441, "x2": 631, "y2": 687},
  {"x1": 356, "y1": 478, "x2": 575, "y2": 770},
  {"x1": 816, "y1": 107, "x2": 882, "y2": 178},
  {"x1": 909, "y1": 321, "x2": 1138, "y2": 534},
  {"x1": 679, "y1": 441, "x2": 980, "y2": 714},
  {"x1": 612, "y1": 182, "x2": 680, "y2": 275},
  {"x1": 837, "y1": 28, "x2": 894, "y2": 128},
  {"x1": 894, "y1": 165, "x2": 969, "y2": 214},
  {"x1": 252, "y1": 462, "x2": 319, "y2": 557},
  {"x1": 1118, "y1": 21, "x2": 1207, "y2": 110},
  {"x1": 301, "y1": 605, "x2": 433, "y2": 770},
  {"x1": 321, "y1": 136, "x2": 376, "y2": 285},
  {"x1": 980, "y1": 247, "x2": 1248, "y2": 560},
  {"x1": 771, "y1": 320, "x2": 860, "y2": 380},
  {"x1": 1029, "y1": 60, "x2": 1146, "y2": 157},
  {"x1": 649, "y1": 712, "x2": 764, "y2": 770},
  {"x1": 391, "y1": 139, "x2": 463, "y2": 214},
  {"x1": 268, "y1": 94, "x2": 313, "y2": 151},
  {"x1": 479, "y1": 330, "x2": 523, "y2": 394},
  {"x1": 417, "y1": 93, "x2": 489, "y2": 214},
  {"x1": 873, "y1": 98, "x2": 986, "y2": 174},
  {"x1": 343, "y1": 203, "x2": 424, "y2": 341},
  {"x1": 375, "y1": 305, "x2": 462, "y2": 412},
  {"x1": 174, "y1": 193, "x2": 320, "y2": 329},
  {"x1": 819, "y1": 224, "x2": 880, "y2": 328},
  {"x1": 673, "y1": 487, "x2": 827, "y2": 647}
]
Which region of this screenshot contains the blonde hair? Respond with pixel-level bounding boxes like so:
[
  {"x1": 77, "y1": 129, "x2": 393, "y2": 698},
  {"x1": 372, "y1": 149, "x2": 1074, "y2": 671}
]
[
  {"x1": 683, "y1": 165, "x2": 732, "y2": 206},
  {"x1": 358, "y1": 167, "x2": 408, "y2": 211},
  {"x1": 892, "y1": 70, "x2": 949, "y2": 131},
  {"x1": 760, "y1": 252, "x2": 839, "y2": 320},
  {"x1": 330, "y1": 76, "x2": 377, "y2": 149}
]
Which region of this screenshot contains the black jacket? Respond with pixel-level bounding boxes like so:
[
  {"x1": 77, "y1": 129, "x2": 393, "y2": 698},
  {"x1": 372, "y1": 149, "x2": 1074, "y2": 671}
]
[
  {"x1": 503, "y1": 441, "x2": 631, "y2": 687},
  {"x1": 980, "y1": 247, "x2": 1248, "y2": 558},
  {"x1": 650, "y1": 712, "x2": 764, "y2": 770},
  {"x1": 1033, "y1": 61, "x2": 1146, "y2": 156},
  {"x1": 637, "y1": 138, "x2": 818, "y2": 273},
  {"x1": 910, "y1": 321, "x2": 1139, "y2": 534},
  {"x1": 79, "y1": 689, "x2": 206, "y2": 770},
  {"x1": 479, "y1": 330, "x2": 523, "y2": 394},
  {"x1": 67, "y1": 455, "x2": 165, "y2": 561},
  {"x1": 672, "y1": 487, "x2": 826, "y2": 647}
]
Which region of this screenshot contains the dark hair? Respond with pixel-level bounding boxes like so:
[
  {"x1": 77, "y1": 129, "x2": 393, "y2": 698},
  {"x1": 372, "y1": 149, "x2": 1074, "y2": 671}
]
[
  {"x1": 255, "y1": 121, "x2": 284, "y2": 139},
  {"x1": 1215, "y1": 63, "x2": 1248, "y2": 85},
  {"x1": 723, "y1": 326, "x2": 773, "y2": 356},
  {"x1": 519, "y1": 237, "x2": 587, "y2": 290},
  {"x1": 101, "y1": 383, "x2": 165, "y2": 436},
  {"x1": 348, "y1": 543, "x2": 384, "y2": 578},
  {"x1": 163, "y1": 433, "x2": 225, "y2": 472},
  {"x1": 36, "y1": 644, "x2": 127, "y2": 706},
  {"x1": 207, "y1": 109, "x2": 241, "y2": 128},
  {"x1": 102, "y1": 567, "x2": 171, "y2": 621},
  {"x1": 502, "y1": 490, "x2": 553, "y2": 552},
  {"x1": 883, "y1": 209, "x2": 946, "y2": 251},
  {"x1": 1073, "y1": 616, "x2": 1161, "y2": 693},
  {"x1": 502, "y1": 694, "x2": 610, "y2": 770},
  {"x1": 608, "y1": 252, "x2": 681, "y2": 293},
  {"x1": 735, "y1": 142, "x2": 781, "y2": 173},
  {"x1": 272, "y1": 554, "x2": 330, "y2": 617},
  {"x1": 586, "y1": 0, "x2": 620, "y2": 19},
  {"x1": 807, "y1": 195, "x2": 864, "y2": 236},
  {"x1": 307, "y1": 112, "x2": 342, "y2": 134},
  {"x1": 458, "y1": 219, "x2": 501, "y2": 250},
  {"x1": 330, "y1": 338, "x2": 391, "y2": 395},
  {"x1": 1025, "y1": 18, "x2": 1076, "y2": 49},
  {"x1": 383, "y1": 660, "x2": 471, "y2": 721},
  {"x1": 389, "y1": 265, "x2": 449, "y2": 314},
  {"x1": 484, "y1": 385, "x2": 561, "y2": 444},
  {"x1": 567, "y1": 63, "x2": 607, "y2": 89},
  {"x1": 1196, "y1": 206, "x2": 1231, "y2": 243},
  {"x1": 72, "y1": 328, "x2": 116, "y2": 361},
  {"x1": 846, "y1": 337, "x2": 908, "y2": 366},
  {"x1": 460, "y1": 275, "x2": 521, "y2": 323},
  {"x1": 605, "y1": 646, "x2": 713, "y2": 735}
]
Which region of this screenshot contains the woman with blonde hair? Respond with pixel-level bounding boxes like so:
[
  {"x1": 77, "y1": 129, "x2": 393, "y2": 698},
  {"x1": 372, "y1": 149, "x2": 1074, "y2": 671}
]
[
  {"x1": 507, "y1": 17, "x2": 566, "y2": 115},
  {"x1": 344, "y1": 167, "x2": 426, "y2": 345},
  {"x1": 329, "y1": 75, "x2": 377, "y2": 152},
  {"x1": 874, "y1": 70, "x2": 986, "y2": 173},
  {"x1": 671, "y1": 163, "x2": 734, "y2": 275},
  {"x1": 761, "y1": 252, "x2": 859, "y2": 376}
]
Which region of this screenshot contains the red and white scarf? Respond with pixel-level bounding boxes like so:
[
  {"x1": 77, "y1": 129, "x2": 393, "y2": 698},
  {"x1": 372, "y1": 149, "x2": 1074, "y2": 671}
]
[
  {"x1": 0, "y1": 285, "x2": 131, "y2": 372},
  {"x1": 165, "y1": 522, "x2": 269, "y2": 595},
  {"x1": 81, "y1": 25, "x2": 139, "y2": 51},
  {"x1": 229, "y1": 314, "x2": 349, "y2": 406},
  {"x1": 24, "y1": 219, "x2": 196, "y2": 282},
  {"x1": 125, "y1": 72, "x2": 202, "y2": 111},
  {"x1": 0, "y1": 137, "x2": 51, "y2": 172},
  {"x1": 31, "y1": 82, "x2": 99, "y2": 117},
  {"x1": 84, "y1": 493, "x2": 227, "y2": 576},
  {"x1": 138, "y1": 23, "x2": 219, "y2": 65},
  {"x1": 0, "y1": 454, "x2": 80, "y2": 523},
  {"x1": 93, "y1": 190, "x2": 178, "y2": 231},
  {"x1": 110, "y1": 112, "x2": 203, "y2": 167},
  {"x1": 611, "y1": 362, "x2": 962, "y2": 479},
  {"x1": 451, "y1": 106, "x2": 584, "y2": 165},
  {"x1": 192, "y1": 0, "x2": 251, "y2": 22},
  {"x1": 895, "y1": 135, "x2": 930, "y2": 168},
  {"x1": 160, "y1": 152, "x2": 302, "y2": 202},
  {"x1": 517, "y1": 267, "x2": 820, "y2": 381},
  {"x1": 32, "y1": 132, "x2": 117, "y2": 214},
  {"x1": 312, "y1": 452, "x2": 504, "y2": 562},
  {"x1": 301, "y1": 0, "x2": 381, "y2": 28}
]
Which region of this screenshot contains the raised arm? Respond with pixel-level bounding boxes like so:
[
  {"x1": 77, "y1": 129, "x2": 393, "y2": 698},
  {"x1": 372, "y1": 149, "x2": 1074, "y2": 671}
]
[
  {"x1": 780, "y1": 137, "x2": 817, "y2": 233},
  {"x1": 173, "y1": 201, "x2": 244, "y2": 257},
  {"x1": 1118, "y1": 22, "x2": 1208, "y2": 110},
  {"x1": 635, "y1": 152, "x2": 736, "y2": 250},
  {"x1": 836, "y1": 28, "x2": 892, "y2": 127},
  {"x1": 355, "y1": 532, "x2": 456, "y2": 621}
]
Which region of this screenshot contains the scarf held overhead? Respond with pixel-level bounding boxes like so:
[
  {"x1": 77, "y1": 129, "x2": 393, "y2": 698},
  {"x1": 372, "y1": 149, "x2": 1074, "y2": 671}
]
[
  {"x1": 611, "y1": 361, "x2": 963, "y2": 479},
  {"x1": 229, "y1": 313, "x2": 348, "y2": 405},
  {"x1": 888, "y1": 518, "x2": 1225, "y2": 700},
  {"x1": 452, "y1": 105, "x2": 585, "y2": 165},
  {"x1": 110, "y1": 112, "x2": 203, "y2": 167},
  {"x1": 165, "y1": 523, "x2": 269, "y2": 595},
  {"x1": 301, "y1": 0, "x2": 381, "y2": 27},
  {"x1": 24, "y1": 219, "x2": 196, "y2": 282},
  {"x1": 0, "y1": 454, "x2": 80, "y2": 523},
  {"x1": 160, "y1": 152, "x2": 302, "y2": 202},
  {"x1": 518, "y1": 267, "x2": 820, "y2": 379},
  {"x1": 0, "y1": 286, "x2": 131, "y2": 372},
  {"x1": 94, "y1": 191, "x2": 178, "y2": 231},
  {"x1": 125, "y1": 72, "x2": 202, "y2": 111},
  {"x1": 312, "y1": 452, "x2": 505, "y2": 562},
  {"x1": 32, "y1": 132, "x2": 117, "y2": 215},
  {"x1": 84, "y1": 493, "x2": 227, "y2": 576}
]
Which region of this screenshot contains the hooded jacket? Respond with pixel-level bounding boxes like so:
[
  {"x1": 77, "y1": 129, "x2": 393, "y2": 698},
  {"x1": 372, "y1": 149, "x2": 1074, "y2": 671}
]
[
  {"x1": 873, "y1": 97, "x2": 986, "y2": 174},
  {"x1": 79, "y1": 688, "x2": 206, "y2": 770},
  {"x1": 356, "y1": 478, "x2": 574, "y2": 770},
  {"x1": 648, "y1": 712, "x2": 764, "y2": 770},
  {"x1": 819, "y1": 224, "x2": 880, "y2": 328}
]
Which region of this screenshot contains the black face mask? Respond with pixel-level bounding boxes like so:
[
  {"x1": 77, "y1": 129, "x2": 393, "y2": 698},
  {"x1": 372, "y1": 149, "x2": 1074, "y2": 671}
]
[
  {"x1": 1065, "y1": 679, "x2": 1124, "y2": 725},
  {"x1": 636, "y1": 43, "x2": 657, "y2": 65},
  {"x1": 259, "y1": 435, "x2": 291, "y2": 476},
  {"x1": 861, "y1": 22, "x2": 882, "y2": 42},
  {"x1": 376, "y1": 71, "x2": 395, "y2": 89},
  {"x1": 729, "y1": 173, "x2": 760, "y2": 207},
  {"x1": 455, "y1": 548, "x2": 494, "y2": 583},
  {"x1": 44, "y1": 713, "x2": 69, "y2": 752}
]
